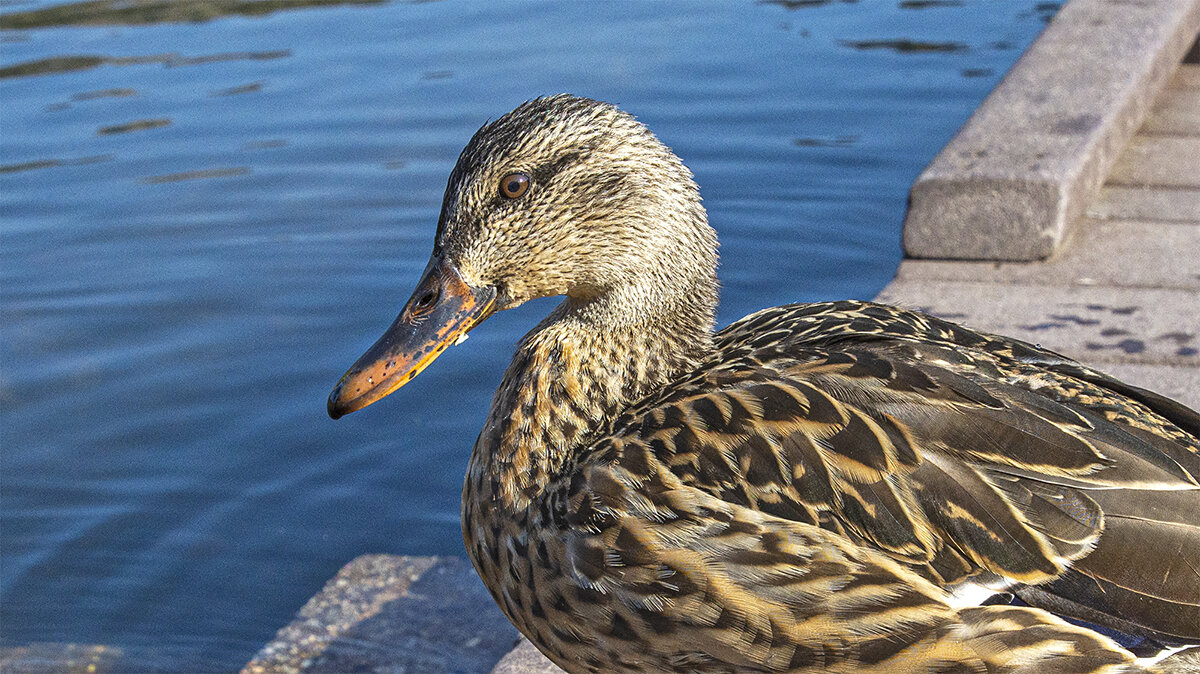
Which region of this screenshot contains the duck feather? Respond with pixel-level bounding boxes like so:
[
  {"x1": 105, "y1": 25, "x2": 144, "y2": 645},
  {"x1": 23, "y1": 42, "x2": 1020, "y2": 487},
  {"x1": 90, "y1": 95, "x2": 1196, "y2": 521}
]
[{"x1": 328, "y1": 96, "x2": 1200, "y2": 672}]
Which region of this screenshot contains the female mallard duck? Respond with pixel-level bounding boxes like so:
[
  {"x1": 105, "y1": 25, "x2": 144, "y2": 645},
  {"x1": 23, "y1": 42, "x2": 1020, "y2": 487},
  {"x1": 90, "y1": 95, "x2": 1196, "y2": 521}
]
[{"x1": 328, "y1": 95, "x2": 1199, "y2": 673}]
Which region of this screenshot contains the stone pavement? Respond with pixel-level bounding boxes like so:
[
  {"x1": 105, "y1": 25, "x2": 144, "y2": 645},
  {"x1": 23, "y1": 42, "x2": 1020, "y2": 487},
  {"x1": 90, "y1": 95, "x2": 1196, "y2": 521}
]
[
  {"x1": 241, "y1": 556, "x2": 523, "y2": 674},
  {"x1": 880, "y1": 63, "x2": 1200, "y2": 411},
  {"x1": 903, "y1": 0, "x2": 1200, "y2": 261}
]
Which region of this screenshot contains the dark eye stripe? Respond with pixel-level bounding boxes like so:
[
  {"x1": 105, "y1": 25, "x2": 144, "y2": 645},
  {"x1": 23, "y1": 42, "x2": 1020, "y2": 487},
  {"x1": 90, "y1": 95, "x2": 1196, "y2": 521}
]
[{"x1": 500, "y1": 172, "x2": 530, "y2": 198}]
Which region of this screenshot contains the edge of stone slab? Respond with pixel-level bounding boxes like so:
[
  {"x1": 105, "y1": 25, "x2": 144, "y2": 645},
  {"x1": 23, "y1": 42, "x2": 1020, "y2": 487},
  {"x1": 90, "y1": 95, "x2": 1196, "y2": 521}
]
[
  {"x1": 491, "y1": 639, "x2": 565, "y2": 674},
  {"x1": 243, "y1": 554, "x2": 520, "y2": 674},
  {"x1": 902, "y1": 0, "x2": 1200, "y2": 261}
]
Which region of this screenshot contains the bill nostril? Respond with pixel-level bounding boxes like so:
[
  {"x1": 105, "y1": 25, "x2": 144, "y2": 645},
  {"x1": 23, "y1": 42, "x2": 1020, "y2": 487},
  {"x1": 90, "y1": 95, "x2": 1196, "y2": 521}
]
[{"x1": 412, "y1": 288, "x2": 440, "y2": 315}]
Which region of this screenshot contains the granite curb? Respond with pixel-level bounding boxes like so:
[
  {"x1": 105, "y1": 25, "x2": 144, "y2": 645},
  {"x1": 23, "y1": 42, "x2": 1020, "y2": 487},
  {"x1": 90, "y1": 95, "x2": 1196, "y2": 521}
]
[
  {"x1": 903, "y1": 0, "x2": 1200, "y2": 261},
  {"x1": 242, "y1": 555, "x2": 523, "y2": 674}
]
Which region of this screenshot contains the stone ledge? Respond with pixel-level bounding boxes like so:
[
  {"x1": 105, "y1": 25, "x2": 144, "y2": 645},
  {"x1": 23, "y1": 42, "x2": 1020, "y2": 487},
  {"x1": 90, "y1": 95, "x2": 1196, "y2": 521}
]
[
  {"x1": 1138, "y1": 69, "x2": 1200, "y2": 136},
  {"x1": 1089, "y1": 186, "x2": 1200, "y2": 223},
  {"x1": 892, "y1": 218, "x2": 1200, "y2": 290},
  {"x1": 877, "y1": 281, "x2": 1200, "y2": 366},
  {"x1": 1107, "y1": 136, "x2": 1200, "y2": 189},
  {"x1": 490, "y1": 639, "x2": 563, "y2": 674},
  {"x1": 902, "y1": 0, "x2": 1200, "y2": 261},
  {"x1": 242, "y1": 555, "x2": 519, "y2": 674}
]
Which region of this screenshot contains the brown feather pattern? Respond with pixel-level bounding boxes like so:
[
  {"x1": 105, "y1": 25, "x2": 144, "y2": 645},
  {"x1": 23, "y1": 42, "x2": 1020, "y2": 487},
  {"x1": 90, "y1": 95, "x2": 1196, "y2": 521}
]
[{"x1": 349, "y1": 96, "x2": 1200, "y2": 672}]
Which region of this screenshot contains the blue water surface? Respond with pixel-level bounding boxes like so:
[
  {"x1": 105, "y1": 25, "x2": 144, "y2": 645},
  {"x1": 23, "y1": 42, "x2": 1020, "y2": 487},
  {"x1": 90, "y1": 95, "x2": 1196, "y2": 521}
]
[{"x1": 1, "y1": 0, "x2": 1057, "y2": 669}]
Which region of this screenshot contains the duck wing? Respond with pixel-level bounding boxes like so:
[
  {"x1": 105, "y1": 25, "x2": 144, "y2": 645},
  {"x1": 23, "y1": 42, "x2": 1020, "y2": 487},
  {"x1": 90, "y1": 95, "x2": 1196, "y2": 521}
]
[
  {"x1": 586, "y1": 301, "x2": 1200, "y2": 645},
  {"x1": 554, "y1": 461, "x2": 1142, "y2": 672}
]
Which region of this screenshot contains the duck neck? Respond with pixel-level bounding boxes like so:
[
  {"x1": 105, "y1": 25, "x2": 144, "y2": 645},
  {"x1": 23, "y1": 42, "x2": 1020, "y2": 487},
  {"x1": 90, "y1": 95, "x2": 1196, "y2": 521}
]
[{"x1": 466, "y1": 258, "x2": 718, "y2": 514}]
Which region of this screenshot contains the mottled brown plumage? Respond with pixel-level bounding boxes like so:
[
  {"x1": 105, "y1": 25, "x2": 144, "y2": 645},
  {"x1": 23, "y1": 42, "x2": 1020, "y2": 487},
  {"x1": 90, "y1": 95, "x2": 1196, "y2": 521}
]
[{"x1": 329, "y1": 95, "x2": 1200, "y2": 673}]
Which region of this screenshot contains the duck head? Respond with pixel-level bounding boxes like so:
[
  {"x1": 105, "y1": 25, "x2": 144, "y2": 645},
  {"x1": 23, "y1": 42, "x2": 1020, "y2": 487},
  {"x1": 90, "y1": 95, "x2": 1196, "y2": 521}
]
[{"x1": 328, "y1": 94, "x2": 717, "y2": 419}]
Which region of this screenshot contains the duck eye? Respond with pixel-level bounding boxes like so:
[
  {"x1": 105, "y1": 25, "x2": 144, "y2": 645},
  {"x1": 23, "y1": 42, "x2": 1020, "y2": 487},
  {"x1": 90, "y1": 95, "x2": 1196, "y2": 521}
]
[{"x1": 499, "y1": 172, "x2": 530, "y2": 199}]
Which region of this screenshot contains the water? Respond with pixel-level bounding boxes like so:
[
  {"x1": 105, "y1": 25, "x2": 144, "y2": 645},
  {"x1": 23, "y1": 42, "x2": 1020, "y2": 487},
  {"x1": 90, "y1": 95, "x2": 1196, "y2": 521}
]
[{"x1": 1, "y1": 0, "x2": 1058, "y2": 669}]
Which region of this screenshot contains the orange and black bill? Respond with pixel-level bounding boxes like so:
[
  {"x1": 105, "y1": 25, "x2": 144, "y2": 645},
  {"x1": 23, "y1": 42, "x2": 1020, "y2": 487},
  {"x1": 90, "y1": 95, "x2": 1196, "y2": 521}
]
[{"x1": 327, "y1": 258, "x2": 496, "y2": 419}]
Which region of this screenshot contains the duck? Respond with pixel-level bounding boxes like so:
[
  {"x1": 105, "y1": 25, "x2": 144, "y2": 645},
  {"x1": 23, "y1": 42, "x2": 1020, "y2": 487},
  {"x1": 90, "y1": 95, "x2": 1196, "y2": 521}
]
[{"x1": 328, "y1": 95, "x2": 1200, "y2": 673}]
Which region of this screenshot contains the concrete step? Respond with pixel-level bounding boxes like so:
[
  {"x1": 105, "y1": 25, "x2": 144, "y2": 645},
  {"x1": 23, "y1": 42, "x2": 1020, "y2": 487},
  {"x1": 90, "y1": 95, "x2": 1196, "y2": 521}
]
[
  {"x1": 902, "y1": 0, "x2": 1200, "y2": 260},
  {"x1": 1140, "y1": 67, "x2": 1200, "y2": 136},
  {"x1": 1107, "y1": 136, "x2": 1200, "y2": 188},
  {"x1": 1089, "y1": 186, "x2": 1200, "y2": 223},
  {"x1": 891, "y1": 218, "x2": 1200, "y2": 290},
  {"x1": 242, "y1": 555, "x2": 520, "y2": 674}
]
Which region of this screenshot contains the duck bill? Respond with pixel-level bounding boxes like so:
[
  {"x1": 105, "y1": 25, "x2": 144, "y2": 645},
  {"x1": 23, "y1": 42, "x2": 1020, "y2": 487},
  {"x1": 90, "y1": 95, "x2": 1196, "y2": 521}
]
[{"x1": 327, "y1": 259, "x2": 496, "y2": 419}]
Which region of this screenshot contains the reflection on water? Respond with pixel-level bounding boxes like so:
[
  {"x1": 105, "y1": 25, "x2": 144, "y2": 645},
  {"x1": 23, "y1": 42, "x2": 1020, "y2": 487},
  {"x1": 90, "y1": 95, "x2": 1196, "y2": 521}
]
[
  {"x1": 962, "y1": 67, "x2": 994, "y2": 78},
  {"x1": 0, "y1": 49, "x2": 290, "y2": 78},
  {"x1": 141, "y1": 167, "x2": 250, "y2": 184},
  {"x1": 0, "y1": 0, "x2": 386, "y2": 29},
  {"x1": 72, "y1": 88, "x2": 137, "y2": 100},
  {"x1": 761, "y1": 0, "x2": 853, "y2": 9},
  {"x1": 792, "y1": 134, "x2": 858, "y2": 148},
  {"x1": 840, "y1": 38, "x2": 968, "y2": 52},
  {"x1": 0, "y1": 154, "x2": 112, "y2": 173},
  {"x1": 0, "y1": 0, "x2": 1057, "y2": 669},
  {"x1": 899, "y1": 0, "x2": 964, "y2": 8},
  {"x1": 97, "y1": 118, "x2": 171, "y2": 135}
]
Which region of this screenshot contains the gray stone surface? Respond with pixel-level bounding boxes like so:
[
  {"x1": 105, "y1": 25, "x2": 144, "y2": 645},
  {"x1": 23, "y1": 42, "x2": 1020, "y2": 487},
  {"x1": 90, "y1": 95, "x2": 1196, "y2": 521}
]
[
  {"x1": 902, "y1": 0, "x2": 1200, "y2": 261},
  {"x1": 243, "y1": 555, "x2": 519, "y2": 674},
  {"x1": 1089, "y1": 186, "x2": 1200, "y2": 223},
  {"x1": 1088, "y1": 65, "x2": 1200, "y2": 223},
  {"x1": 892, "y1": 219, "x2": 1200, "y2": 289},
  {"x1": 1178, "y1": 63, "x2": 1200, "y2": 87},
  {"x1": 1139, "y1": 76, "x2": 1200, "y2": 135},
  {"x1": 890, "y1": 46, "x2": 1200, "y2": 414},
  {"x1": 876, "y1": 282, "x2": 1200, "y2": 367},
  {"x1": 1107, "y1": 136, "x2": 1200, "y2": 189},
  {"x1": 489, "y1": 640, "x2": 563, "y2": 674}
]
